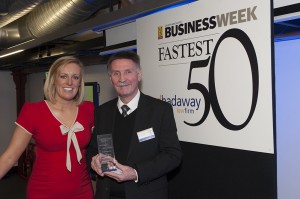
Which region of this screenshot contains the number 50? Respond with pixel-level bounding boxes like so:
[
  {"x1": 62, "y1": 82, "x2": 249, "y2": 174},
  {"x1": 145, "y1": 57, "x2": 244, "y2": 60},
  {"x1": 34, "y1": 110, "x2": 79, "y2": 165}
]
[{"x1": 185, "y1": 28, "x2": 259, "y2": 131}]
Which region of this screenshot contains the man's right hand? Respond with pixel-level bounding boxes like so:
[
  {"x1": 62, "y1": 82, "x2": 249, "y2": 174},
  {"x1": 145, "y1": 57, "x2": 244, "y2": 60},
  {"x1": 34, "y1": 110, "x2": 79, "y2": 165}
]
[{"x1": 91, "y1": 154, "x2": 104, "y2": 176}]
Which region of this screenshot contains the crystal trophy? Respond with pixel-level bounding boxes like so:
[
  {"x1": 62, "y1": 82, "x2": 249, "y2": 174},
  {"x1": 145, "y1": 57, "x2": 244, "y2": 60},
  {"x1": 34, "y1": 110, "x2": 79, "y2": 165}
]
[{"x1": 97, "y1": 134, "x2": 116, "y2": 172}]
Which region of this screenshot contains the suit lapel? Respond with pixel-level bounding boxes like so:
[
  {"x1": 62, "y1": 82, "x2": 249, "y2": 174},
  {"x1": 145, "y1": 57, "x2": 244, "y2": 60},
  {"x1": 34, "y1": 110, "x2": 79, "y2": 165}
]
[{"x1": 102, "y1": 99, "x2": 118, "y2": 136}]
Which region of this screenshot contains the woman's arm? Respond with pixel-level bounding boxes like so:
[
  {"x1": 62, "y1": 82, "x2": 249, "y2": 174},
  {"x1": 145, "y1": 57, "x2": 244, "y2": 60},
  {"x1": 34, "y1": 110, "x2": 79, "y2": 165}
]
[{"x1": 0, "y1": 126, "x2": 32, "y2": 179}]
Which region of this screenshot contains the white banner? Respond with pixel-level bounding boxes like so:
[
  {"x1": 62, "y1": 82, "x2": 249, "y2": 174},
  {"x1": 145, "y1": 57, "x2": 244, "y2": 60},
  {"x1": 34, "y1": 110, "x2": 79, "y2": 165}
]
[{"x1": 137, "y1": 0, "x2": 274, "y2": 153}]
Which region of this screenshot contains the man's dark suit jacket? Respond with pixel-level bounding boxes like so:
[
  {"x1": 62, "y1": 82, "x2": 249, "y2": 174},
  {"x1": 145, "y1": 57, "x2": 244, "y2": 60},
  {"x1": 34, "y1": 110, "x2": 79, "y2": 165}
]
[{"x1": 86, "y1": 93, "x2": 182, "y2": 199}]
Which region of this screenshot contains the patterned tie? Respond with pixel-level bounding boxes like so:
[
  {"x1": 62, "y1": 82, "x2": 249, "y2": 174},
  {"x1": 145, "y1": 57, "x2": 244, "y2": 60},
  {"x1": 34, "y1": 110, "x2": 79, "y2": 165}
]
[{"x1": 121, "y1": 105, "x2": 130, "y2": 117}]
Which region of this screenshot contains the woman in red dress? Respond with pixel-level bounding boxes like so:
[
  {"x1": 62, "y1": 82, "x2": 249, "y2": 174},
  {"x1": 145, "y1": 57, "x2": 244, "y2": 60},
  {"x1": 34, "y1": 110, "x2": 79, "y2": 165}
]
[{"x1": 0, "y1": 56, "x2": 94, "y2": 199}]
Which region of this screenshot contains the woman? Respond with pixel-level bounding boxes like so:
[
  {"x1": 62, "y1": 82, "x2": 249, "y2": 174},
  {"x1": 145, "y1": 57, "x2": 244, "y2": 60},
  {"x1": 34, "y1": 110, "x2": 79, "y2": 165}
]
[{"x1": 0, "y1": 56, "x2": 94, "y2": 199}]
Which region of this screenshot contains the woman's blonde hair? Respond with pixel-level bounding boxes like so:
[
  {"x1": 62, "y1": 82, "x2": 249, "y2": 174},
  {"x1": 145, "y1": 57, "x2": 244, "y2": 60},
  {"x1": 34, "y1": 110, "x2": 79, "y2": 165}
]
[{"x1": 43, "y1": 56, "x2": 85, "y2": 105}]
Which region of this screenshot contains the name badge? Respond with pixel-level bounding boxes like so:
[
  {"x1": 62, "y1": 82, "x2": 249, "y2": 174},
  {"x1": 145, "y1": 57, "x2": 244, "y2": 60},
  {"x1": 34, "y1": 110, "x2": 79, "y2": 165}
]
[{"x1": 137, "y1": 128, "x2": 155, "y2": 142}]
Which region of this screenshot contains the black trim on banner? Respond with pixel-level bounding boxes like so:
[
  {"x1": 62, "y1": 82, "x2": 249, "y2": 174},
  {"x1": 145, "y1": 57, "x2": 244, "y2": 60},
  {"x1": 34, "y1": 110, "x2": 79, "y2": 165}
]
[
  {"x1": 168, "y1": 142, "x2": 277, "y2": 199},
  {"x1": 270, "y1": 0, "x2": 278, "y2": 198},
  {"x1": 99, "y1": 40, "x2": 137, "y2": 55},
  {"x1": 274, "y1": 3, "x2": 300, "y2": 16}
]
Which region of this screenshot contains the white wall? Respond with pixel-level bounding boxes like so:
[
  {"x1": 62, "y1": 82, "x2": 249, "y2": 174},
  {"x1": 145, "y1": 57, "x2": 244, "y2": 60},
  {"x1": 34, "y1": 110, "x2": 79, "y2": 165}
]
[
  {"x1": 0, "y1": 72, "x2": 17, "y2": 154},
  {"x1": 275, "y1": 39, "x2": 300, "y2": 199},
  {"x1": 84, "y1": 64, "x2": 116, "y2": 105},
  {"x1": 26, "y1": 72, "x2": 46, "y2": 102}
]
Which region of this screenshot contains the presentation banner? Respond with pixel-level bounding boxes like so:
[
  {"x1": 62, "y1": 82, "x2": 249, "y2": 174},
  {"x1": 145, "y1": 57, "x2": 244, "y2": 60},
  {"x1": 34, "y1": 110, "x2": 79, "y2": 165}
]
[{"x1": 137, "y1": 0, "x2": 274, "y2": 153}]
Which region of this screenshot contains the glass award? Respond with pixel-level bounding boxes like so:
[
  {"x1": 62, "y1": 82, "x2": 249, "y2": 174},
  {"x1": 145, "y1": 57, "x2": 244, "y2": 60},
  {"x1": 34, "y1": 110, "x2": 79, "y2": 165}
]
[{"x1": 97, "y1": 134, "x2": 116, "y2": 172}]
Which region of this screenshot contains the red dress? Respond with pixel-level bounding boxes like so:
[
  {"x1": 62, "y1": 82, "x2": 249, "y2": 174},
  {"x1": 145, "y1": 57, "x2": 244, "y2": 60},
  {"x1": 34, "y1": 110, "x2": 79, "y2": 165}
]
[{"x1": 16, "y1": 101, "x2": 94, "y2": 199}]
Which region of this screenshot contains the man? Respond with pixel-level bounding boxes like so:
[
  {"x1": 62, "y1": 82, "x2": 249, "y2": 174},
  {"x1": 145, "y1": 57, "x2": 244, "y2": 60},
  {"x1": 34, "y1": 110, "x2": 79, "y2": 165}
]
[{"x1": 87, "y1": 51, "x2": 182, "y2": 199}]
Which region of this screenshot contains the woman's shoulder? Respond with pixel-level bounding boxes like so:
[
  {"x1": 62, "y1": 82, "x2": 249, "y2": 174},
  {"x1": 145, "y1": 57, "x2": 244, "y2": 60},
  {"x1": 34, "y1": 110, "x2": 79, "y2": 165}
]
[{"x1": 18, "y1": 101, "x2": 47, "y2": 122}]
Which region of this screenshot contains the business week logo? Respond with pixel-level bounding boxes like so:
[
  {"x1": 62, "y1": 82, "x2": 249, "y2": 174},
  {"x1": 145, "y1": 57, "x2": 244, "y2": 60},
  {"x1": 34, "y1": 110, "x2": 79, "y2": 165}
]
[{"x1": 157, "y1": 6, "x2": 257, "y2": 40}]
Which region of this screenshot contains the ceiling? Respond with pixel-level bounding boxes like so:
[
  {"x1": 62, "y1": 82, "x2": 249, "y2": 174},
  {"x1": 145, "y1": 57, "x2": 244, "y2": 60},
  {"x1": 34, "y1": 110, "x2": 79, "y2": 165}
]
[
  {"x1": 0, "y1": 0, "x2": 300, "y2": 73},
  {"x1": 0, "y1": 0, "x2": 192, "y2": 73}
]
